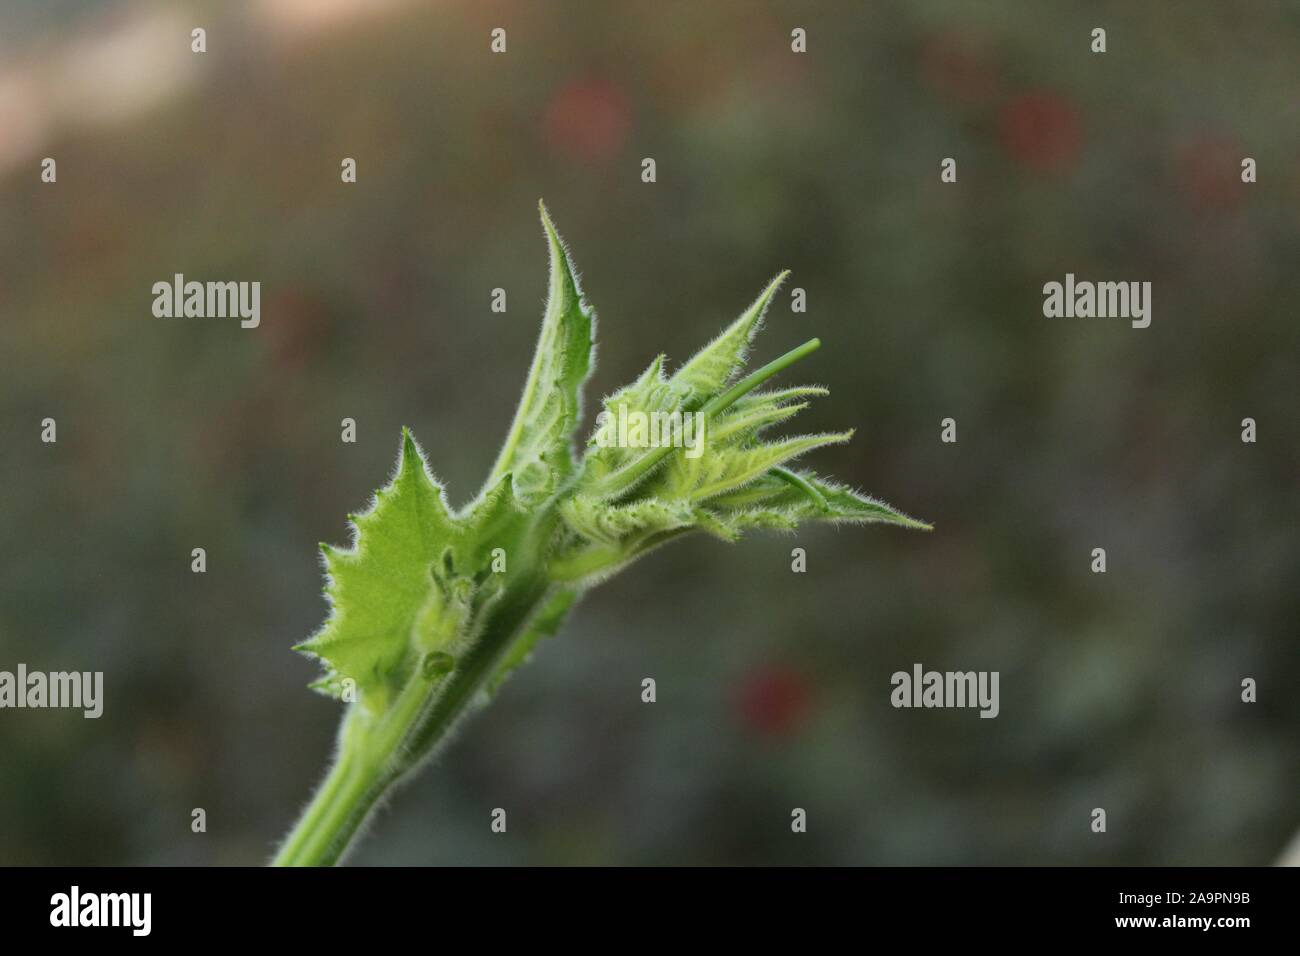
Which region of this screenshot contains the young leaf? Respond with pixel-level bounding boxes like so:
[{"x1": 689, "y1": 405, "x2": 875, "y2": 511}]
[
  {"x1": 710, "y1": 470, "x2": 932, "y2": 529},
  {"x1": 669, "y1": 271, "x2": 788, "y2": 406},
  {"x1": 660, "y1": 431, "x2": 855, "y2": 502},
  {"x1": 485, "y1": 201, "x2": 596, "y2": 492},
  {"x1": 295, "y1": 430, "x2": 456, "y2": 715},
  {"x1": 559, "y1": 495, "x2": 696, "y2": 546}
]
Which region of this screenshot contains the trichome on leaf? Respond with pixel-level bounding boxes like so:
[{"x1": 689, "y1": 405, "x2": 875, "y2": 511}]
[{"x1": 273, "y1": 202, "x2": 929, "y2": 866}]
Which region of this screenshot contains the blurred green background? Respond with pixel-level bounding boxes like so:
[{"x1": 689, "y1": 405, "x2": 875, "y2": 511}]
[{"x1": 1, "y1": 0, "x2": 1296, "y2": 866}]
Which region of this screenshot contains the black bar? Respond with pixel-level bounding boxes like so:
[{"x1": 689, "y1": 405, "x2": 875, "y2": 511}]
[{"x1": 0, "y1": 867, "x2": 1286, "y2": 942}]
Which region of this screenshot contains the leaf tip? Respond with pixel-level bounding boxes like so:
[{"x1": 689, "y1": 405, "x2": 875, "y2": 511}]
[
  {"x1": 538, "y1": 198, "x2": 560, "y2": 242},
  {"x1": 400, "y1": 426, "x2": 419, "y2": 462},
  {"x1": 747, "y1": 271, "x2": 791, "y2": 330}
]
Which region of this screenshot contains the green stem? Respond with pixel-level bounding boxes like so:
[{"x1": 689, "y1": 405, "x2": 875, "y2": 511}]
[
  {"x1": 702, "y1": 337, "x2": 821, "y2": 418},
  {"x1": 271, "y1": 720, "x2": 391, "y2": 867},
  {"x1": 273, "y1": 569, "x2": 555, "y2": 866},
  {"x1": 769, "y1": 465, "x2": 829, "y2": 511}
]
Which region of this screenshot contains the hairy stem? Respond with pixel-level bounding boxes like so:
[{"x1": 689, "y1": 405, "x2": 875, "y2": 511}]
[
  {"x1": 274, "y1": 568, "x2": 555, "y2": 866},
  {"x1": 271, "y1": 716, "x2": 394, "y2": 867}
]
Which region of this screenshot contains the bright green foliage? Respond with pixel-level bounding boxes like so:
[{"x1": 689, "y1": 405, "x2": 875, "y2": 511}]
[
  {"x1": 277, "y1": 202, "x2": 929, "y2": 865},
  {"x1": 486, "y1": 202, "x2": 595, "y2": 492},
  {"x1": 295, "y1": 432, "x2": 531, "y2": 717},
  {"x1": 669, "y1": 271, "x2": 786, "y2": 405},
  {"x1": 296, "y1": 430, "x2": 457, "y2": 714}
]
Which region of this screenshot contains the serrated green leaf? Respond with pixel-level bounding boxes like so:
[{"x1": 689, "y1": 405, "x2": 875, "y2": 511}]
[{"x1": 297, "y1": 429, "x2": 459, "y2": 713}]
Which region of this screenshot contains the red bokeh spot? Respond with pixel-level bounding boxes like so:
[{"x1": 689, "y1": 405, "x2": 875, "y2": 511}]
[
  {"x1": 543, "y1": 77, "x2": 631, "y2": 166},
  {"x1": 998, "y1": 91, "x2": 1083, "y2": 173},
  {"x1": 735, "y1": 666, "x2": 811, "y2": 738}
]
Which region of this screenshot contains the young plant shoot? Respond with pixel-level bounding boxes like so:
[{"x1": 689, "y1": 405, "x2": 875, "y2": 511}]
[{"x1": 273, "y1": 203, "x2": 930, "y2": 865}]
